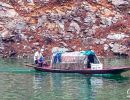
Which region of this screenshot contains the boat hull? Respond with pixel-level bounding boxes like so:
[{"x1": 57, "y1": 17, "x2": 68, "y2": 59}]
[{"x1": 34, "y1": 66, "x2": 130, "y2": 74}]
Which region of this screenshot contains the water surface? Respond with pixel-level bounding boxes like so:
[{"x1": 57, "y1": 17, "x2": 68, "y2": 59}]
[{"x1": 0, "y1": 58, "x2": 130, "y2": 100}]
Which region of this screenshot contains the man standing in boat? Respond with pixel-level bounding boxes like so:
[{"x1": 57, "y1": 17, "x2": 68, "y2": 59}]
[
  {"x1": 34, "y1": 47, "x2": 44, "y2": 67},
  {"x1": 84, "y1": 46, "x2": 95, "y2": 68},
  {"x1": 51, "y1": 47, "x2": 62, "y2": 64}
]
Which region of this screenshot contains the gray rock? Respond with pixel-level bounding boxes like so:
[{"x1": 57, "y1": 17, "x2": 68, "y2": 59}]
[
  {"x1": 52, "y1": 35, "x2": 59, "y2": 41},
  {"x1": 15, "y1": 22, "x2": 26, "y2": 30},
  {"x1": 63, "y1": 34, "x2": 74, "y2": 40},
  {"x1": 109, "y1": 42, "x2": 114, "y2": 48},
  {"x1": 111, "y1": 14, "x2": 121, "y2": 24},
  {"x1": 110, "y1": 0, "x2": 129, "y2": 6},
  {"x1": 37, "y1": 15, "x2": 47, "y2": 28},
  {"x1": 92, "y1": 0, "x2": 100, "y2": 3},
  {"x1": 27, "y1": 0, "x2": 34, "y2": 3},
  {"x1": 68, "y1": 21, "x2": 80, "y2": 34},
  {"x1": 73, "y1": 17, "x2": 81, "y2": 23},
  {"x1": 72, "y1": 46, "x2": 76, "y2": 49},
  {"x1": 128, "y1": 11, "x2": 130, "y2": 15},
  {"x1": 28, "y1": 36, "x2": 34, "y2": 40},
  {"x1": 81, "y1": 1, "x2": 93, "y2": 12},
  {"x1": 30, "y1": 25, "x2": 37, "y2": 31},
  {"x1": 0, "y1": 3, "x2": 18, "y2": 17},
  {"x1": 84, "y1": 14, "x2": 96, "y2": 26},
  {"x1": 104, "y1": 44, "x2": 109, "y2": 51},
  {"x1": 110, "y1": 43, "x2": 128, "y2": 54},
  {"x1": 55, "y1": 20, "x2": 65, "y2": 33},
  {"x1": 65, "y1": 10, "x2": 72, "y2": 19},
  {"x1": 107, "y1": 33, "x2": 129, "y2": 40},
  {"x1": 20, "y1": 34, "x2": 27, "y2": 40},
  {"x1": 100, "y1": 39, "x2": 107, "y2": 44},
  {"x1": 100, "y1": 16, "x2": 112, "y2": 26},
  {"x1": 107, "y1": 0, "x2": 112, "y2": 3},
  {"x1": 95, "y1": 38, "x2": 106, "y2": 45},
  {"x1": 83, "y1": 6, "x2": 91, "y2": 12},
  {"x1": 71, "y1": 9, "x2": 77, "y2": 17},
  {"x1": 95, "y1": 39, "x2": 100, "y2": 44},
  {"x1": 0, "y1": 2, "x2": 14, "y2": 9},
  {"x1": 1, "y1": 30, "x2": 10, "y2": 38},
  {"x1": 33, "y1": 42, "x2": 40, "y2": 46},
  {"x1": 84, "y1": 16, "x2": 93, "y2": 25}
]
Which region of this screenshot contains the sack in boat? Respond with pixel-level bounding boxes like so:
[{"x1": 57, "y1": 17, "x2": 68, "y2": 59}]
[{"x1": 39, "y1": 56, "x2": 44, "y2": 63}]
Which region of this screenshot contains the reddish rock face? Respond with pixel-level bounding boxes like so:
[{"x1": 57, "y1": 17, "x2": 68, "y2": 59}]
[
  {"x1": 0, "y1": 0, "x2": 130, "y2": 58},
  {"x1": 0, "y1": 27, "x2": 4, "y2": 31}
]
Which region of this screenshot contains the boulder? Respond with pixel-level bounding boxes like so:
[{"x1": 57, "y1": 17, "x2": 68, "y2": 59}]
[
  {"x1": 92, "y1": 0, "x2": 100, "y2": 3},
  {"x1": 37, "y1": 15, "x2": 47, "y2": 28},
  {"x1": 63, "y1": 33, "x2": 74, "y2": 40},
  {"x1": 100, "y1": 17, "x2": 112, "y2": 26},
  {"x1": 15, "y1": 22, "x2": 26, "y2": 30},
  {"x1": 68, "y1": 21, "x2": 80, "y2": 34},
  {"x1": 104, "y1": 44, "x2": 109, "y2": 51},
  {"x1": 84, "y1": 15, "x2": 95, "y2": 26},
  {"x1": 107, "y1": 33, "x2": 129, "y2": 40},
  {"x1": 0, "y1": 2, "x2": 13, "y2": 8},
  {"x1": 110, "y1": 43, "x2": 128, "y2": 55},
  {"x1": 1, "y1": 30, "x2": 10, "y2": 38},
  {"x1": 0, "y1": 2, "x2": 18, "y2": 17},
  {"x1": 95, "y1": 38, "x2": 106, "y2": 45},
  {"x1": 110, "y1": 0, "x2": 129, "y2": 6}
]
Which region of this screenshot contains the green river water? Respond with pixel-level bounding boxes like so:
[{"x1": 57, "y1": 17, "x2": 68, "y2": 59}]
[{"x1": 0, "y1": 58, "x2": 130, "y2": 100}]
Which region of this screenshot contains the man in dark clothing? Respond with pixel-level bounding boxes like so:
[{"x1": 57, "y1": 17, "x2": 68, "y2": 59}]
[{"x1": 87, "y1": 54, "x2": 95, "y2": 68}]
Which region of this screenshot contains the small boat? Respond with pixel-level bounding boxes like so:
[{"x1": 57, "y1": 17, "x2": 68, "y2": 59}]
[
  {"x1": 33, "y1": 50, "x2": 130, "y2": 74},
  {"x1": 34, "y1": 66, "x2": 130, "y2": 74}
]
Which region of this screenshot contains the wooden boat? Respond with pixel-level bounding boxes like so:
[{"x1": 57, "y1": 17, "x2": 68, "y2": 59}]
[
  {"x1": 33, "y1": 50, "x2": 130, "y2": 74},
  {"x1": 34, "y1": 66, "x2": 130, "y2": 74}
]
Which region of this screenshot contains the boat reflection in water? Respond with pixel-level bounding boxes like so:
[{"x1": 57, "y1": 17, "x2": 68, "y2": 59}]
[
  {"x1": 33, "y1": 73, "x2": 44, "y2": 89},
  {"x1": 32, "y1": 72, "x2": 128, "y2": 100}
]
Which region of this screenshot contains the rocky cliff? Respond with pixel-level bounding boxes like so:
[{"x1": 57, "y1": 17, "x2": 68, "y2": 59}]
[{"x1": 0, "y1": 0, "x2": 130, "y2": 58}]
